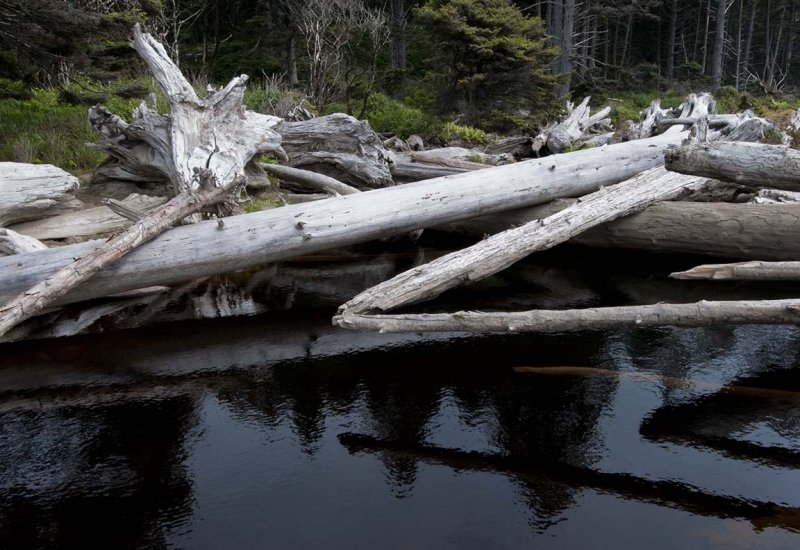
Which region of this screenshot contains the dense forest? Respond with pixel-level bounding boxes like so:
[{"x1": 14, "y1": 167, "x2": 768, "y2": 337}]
[{"x1": 1, "y1": 0, "x2": 799, "y2": 167}]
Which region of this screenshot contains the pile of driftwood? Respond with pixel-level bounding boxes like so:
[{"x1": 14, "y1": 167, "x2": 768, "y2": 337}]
[{"x1": 2, "y1": 26, "x2": 800, "y2": 341}]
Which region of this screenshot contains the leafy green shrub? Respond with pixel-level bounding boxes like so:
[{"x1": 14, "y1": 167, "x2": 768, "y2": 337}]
[
  {"x1": 356, "y1": 93, "x2": 439, "y2": 138},
  {"x1": 0, "y1": 78, "x2": 31, "y2": 100},
  {"x1": 440, "y1": 121, "x2": 488, "y2": 144}
]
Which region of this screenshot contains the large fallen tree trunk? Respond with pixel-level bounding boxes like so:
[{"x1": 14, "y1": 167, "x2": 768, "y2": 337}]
[
  {"x1": 439, "y1": 201, "x2": 800, "y2": 261},
  {"x1": 334, "y1": 299, "x2": 800, "y2": 333},
  {"x1": 671, "y1": 261, "x2": 800, "y2": 281},
  {"x1": 0, "y1": 163, "x2": 82, "y2": 225},
  {"x1": 336, "y1": 167, "x2": 713, "y2": 317},
  {"x1": 666, "y1": 142, "x2": 800, "y2": 190},
  {"x1": 0, "y1": 25, "x2": 285, "y2": 337},
  {"x1": 0, "y1": 131, "x2": 691, "y2": 308}
]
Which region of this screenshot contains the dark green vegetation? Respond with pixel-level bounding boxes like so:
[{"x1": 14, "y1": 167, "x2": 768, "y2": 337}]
[{"x1": 1, "y1": 0, "x2": 799, "y2": 173}]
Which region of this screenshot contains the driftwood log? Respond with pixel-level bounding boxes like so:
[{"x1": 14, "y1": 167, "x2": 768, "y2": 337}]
[
  {"x1": 335, "y1": 299, "x2": 800, "y2": 333},
  {"x1": 533, "y1": 96, "x2": 612, "y2": 154},
  {"x1": 0, "y1": 163, "x2": 82, "y2": 225},
  {"x1": 666, "y1": 142, "x2": 800, "y2": 190},
  {"x1": 671, "y1": 261, "x2": 800, "y2": 281},
  {"x1": 9, "y1": 194, "x2": 167, "y2": 240},
  {"x1": 0, "y1": 131, "x2": 692, "y2": 308},
  {"x1": 257, "y1": 163, "x2": 360, "y2": 195},
  {"x1": 0, "y1": 25, "x2": 286, "y2": 338},
  {"x1": 336, "y1": 167, "x2": 713, "y2": 317},
  {"x1": 438, "y1": 201, "x2": 800, "y2": 261},
  {"x1": 0, "y1": 228, "x2": 47, "y2": 256}
]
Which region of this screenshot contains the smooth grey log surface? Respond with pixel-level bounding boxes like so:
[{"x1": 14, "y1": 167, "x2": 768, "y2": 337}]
[
  {"x1": 258, "y1": 162, "x2": 360, "y2": 195},
  {"x1": 0, "y1": 163, "x2": 81, "y2": 225},
  {"x1": 666, "y1": 142, "x2": 800, "y2": 191},
  {"x1": 9, "y1": 194, "x2": 167, "y2": 240},
  {"x1": 441, "y1": 201, "x2": 800, "y2": 261},
  {"x1": 336, "y1": 299, "x2": 800, "y2": 333},
  {"x1": 0, "y1": 131, "x2": 689, "y2": 307}
]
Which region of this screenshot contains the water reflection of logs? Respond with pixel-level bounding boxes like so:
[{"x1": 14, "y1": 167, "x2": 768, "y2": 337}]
[{"x1": 338, "y1": 432, "x2": 800, "y2": 533}]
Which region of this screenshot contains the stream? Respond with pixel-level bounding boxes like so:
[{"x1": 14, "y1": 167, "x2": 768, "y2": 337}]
[{"x1": 1, "y1": 242, "x2": 798, "y2": 549}]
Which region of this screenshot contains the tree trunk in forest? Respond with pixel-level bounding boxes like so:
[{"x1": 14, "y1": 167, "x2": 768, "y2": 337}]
[
  {"x1": 741, "y1": 0, "x2": 756, "y2": 88},
  {"x1": 334, "y1": 299, "x2": 800, "y2": 334},
  {"x1": 0, "y1": 163, "x2": 81, "y2": 226},
  {"x1": 672, "y1": 261, "x2": 800, "y2": 281},
  {"x1": 335, "y1": 167, "x2": 714, "y2": 317},
  {"x1": 666, "y1": 142, "x2": 800, "y2": 190},
  {"x1": 390, "y1": 0, "x2": 406, "y2": 70},
  {"x1": 557, "y1": 0, "x2": 575, "y2": 97},
  {"x1": 286, "y1": 33, "x2": 299, "y2": 86},
  {"x1": 0, "y1": 131, "x2": 692, "y2": 308},
  {"x1": 710, "y1": 0, "x2": 727, "y2": 89},
  {"x1": 437, "y1": 201, "x2": 800, "y2": 262},
  {"x1": 667, "y1": 0, "x2": 678, "y2": 81}
]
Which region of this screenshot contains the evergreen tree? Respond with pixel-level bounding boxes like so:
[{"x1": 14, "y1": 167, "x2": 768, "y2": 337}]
[{"x1": 415, "y1": 0, "x2": 557, "y2": 126}]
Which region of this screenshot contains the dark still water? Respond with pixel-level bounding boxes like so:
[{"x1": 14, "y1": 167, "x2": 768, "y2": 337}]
[{"x1": 0, "y1": 245, "x2": 799, "y2": 549}]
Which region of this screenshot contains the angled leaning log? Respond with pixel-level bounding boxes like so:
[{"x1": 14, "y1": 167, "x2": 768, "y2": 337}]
[
  {"x1": 0, "y1": 128, "x2": 692, "y2": 309},
  {"x1": 334, "y1": 167, "x2": 714, "y2": 318},
  {"x1": 0, "y1": 25, "x2": 285, "y2": 338}
]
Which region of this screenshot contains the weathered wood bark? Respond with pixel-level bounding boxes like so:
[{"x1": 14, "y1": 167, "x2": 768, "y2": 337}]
[
  {"x1": 390, "y1": 159, "x2": 470, "y2": 181},
  {"x1": 335, "y1": 299, "x2": 800, "y2": 333},
  {"x1": 672, "y1": 261, "x2": 800, "y2": 281},
  {"x1": 750, "y1": 188, "x2": 800, "y2": 204},
  {"x1": 0, "y1": 228, "x2": 47, "y2": 256},
  {"x1": 335, "y1": 167, "x2": 712, "y2": 317},
  {"x1": 440, "y1": 201, "x2": 800, "y2": 261},
  {"x1": 0, "y1": 163, "x2": 82, "y2": 225},
  {"x1": 0, "y1": 131, "x2": 691, "y2": 307},
  {"x1": 533, "y1": 97, "x2": 612, "y2": 154},
  {"x1": 620, "y1": 93, "x2": 716, "y2": 142},
  {"x1": 274, "y1": 114, "x2": 394, "y2": 189},
  {"x1": 9, "y1": 194, "x2": 167, "y2": 240},
  {"x1": 410, "y1": 148, "x2": 513, "y2": 168},
  {"x1": 257, "y1": 163, "x2": 359, "y2": 195},
  {"x1": 0, "y1": 25, "x2": 285, "y2": 337},
  {"x1": 666, "y1": 142, "x2": 800, "y2": 191}
]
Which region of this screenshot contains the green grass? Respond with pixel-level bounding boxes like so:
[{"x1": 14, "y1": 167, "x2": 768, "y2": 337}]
[
  {"x1": 606, "y1": 89, "x2": 687, "y2": 127},
  {"x1": 440, "y1": 121, "x2": 489, "y2": 144},
  {"x1": 0, "y1": 82, "x2": 161, "y2": 173}
]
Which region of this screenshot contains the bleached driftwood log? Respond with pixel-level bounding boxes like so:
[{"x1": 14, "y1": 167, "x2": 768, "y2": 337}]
[
  {"x1": 0, "y1": 228, "x2": 47, "y2": 256},
  {"x1": 0, "y1": 130, "x2": 691, "y2": 307},
  {"x1": 666, "y1": 142, "x2": 800, "y2": 191},
  {"x1": 9, "y1": 194, "x2": 167, "y2": 240},
  {"x1": 532, "y1": 96, "x2": 612, "y2": 154},
  {"x1": 390, "y1": 159, "x2": 470, "y2": 181},
  {"x1": 335, "y1": 299, "x2": 800, "y2": 333},
  {"x1": 257, "y1": 163, "x2": 360, "y2": 195},
  {"x1": 618, "y1": 93, "x2": 716, "y2": 141},
  {"x1": 439, "y1": 201, "x2": 800, "y2": 261},
  {"x1": 671, "y1": 261, "x2": 800, "y2": 281},
  {"x1": 0, "y1": 25, "x2": 285, "y2": 338},
  {"x1": 0, "y1": 163, "x2": 82, "y2": 225},
  {"x1": 410, "y1": 147, "x2": 513, "y2": 167},
  {"x1": 335, "y1": 167, "x2": 712, "y2": 317}
]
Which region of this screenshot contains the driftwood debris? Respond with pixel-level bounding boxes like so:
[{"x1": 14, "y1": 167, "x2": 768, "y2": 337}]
[
  {"x1": 750, "y1": 188, "x2": 800, "y2": 204},
  {"x1": 257, "y1": 162, "x2": 360, "y2": 195},
  {"x1": 671, "y1": 261, "x2": 800, "y2": 281},
  {"x1": 0, "y1": 132, "x2": 692, "y2": 308},
  {"x1": 533, "y1": 96, "x2": 612, "y2": 155},
  {"x1": 0, "y1": 162, "x2": 82, "y2": 225},
  {"x1": 0, "y1": 24, "x2": 285, "y2": 338},
  {"x1": 0, "y1": 228, "x2": 47, "y2": 256},
  {"x1": 335, "y1": 167, "x2": 713, "y2": 317},
  {"x1": 9, "y1": 193, "x2": 167, "y2": 240},
  {"x1": 666, "y1": 141, "x2": 800, "y2": 191},
  {"x1": 335, "y1": 299, "x2": 800, "y2": 334}
]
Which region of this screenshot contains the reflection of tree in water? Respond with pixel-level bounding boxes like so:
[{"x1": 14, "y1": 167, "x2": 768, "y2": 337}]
[
  {"x1": 486, "y1": 367, "x2": 618, "y2": 529},
  {"x1": 641, "y1": 367, "x2": 800, "y2": 467},
  {"x1": 0, "y1": 395, "x2": 199, "y2": 549}
]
